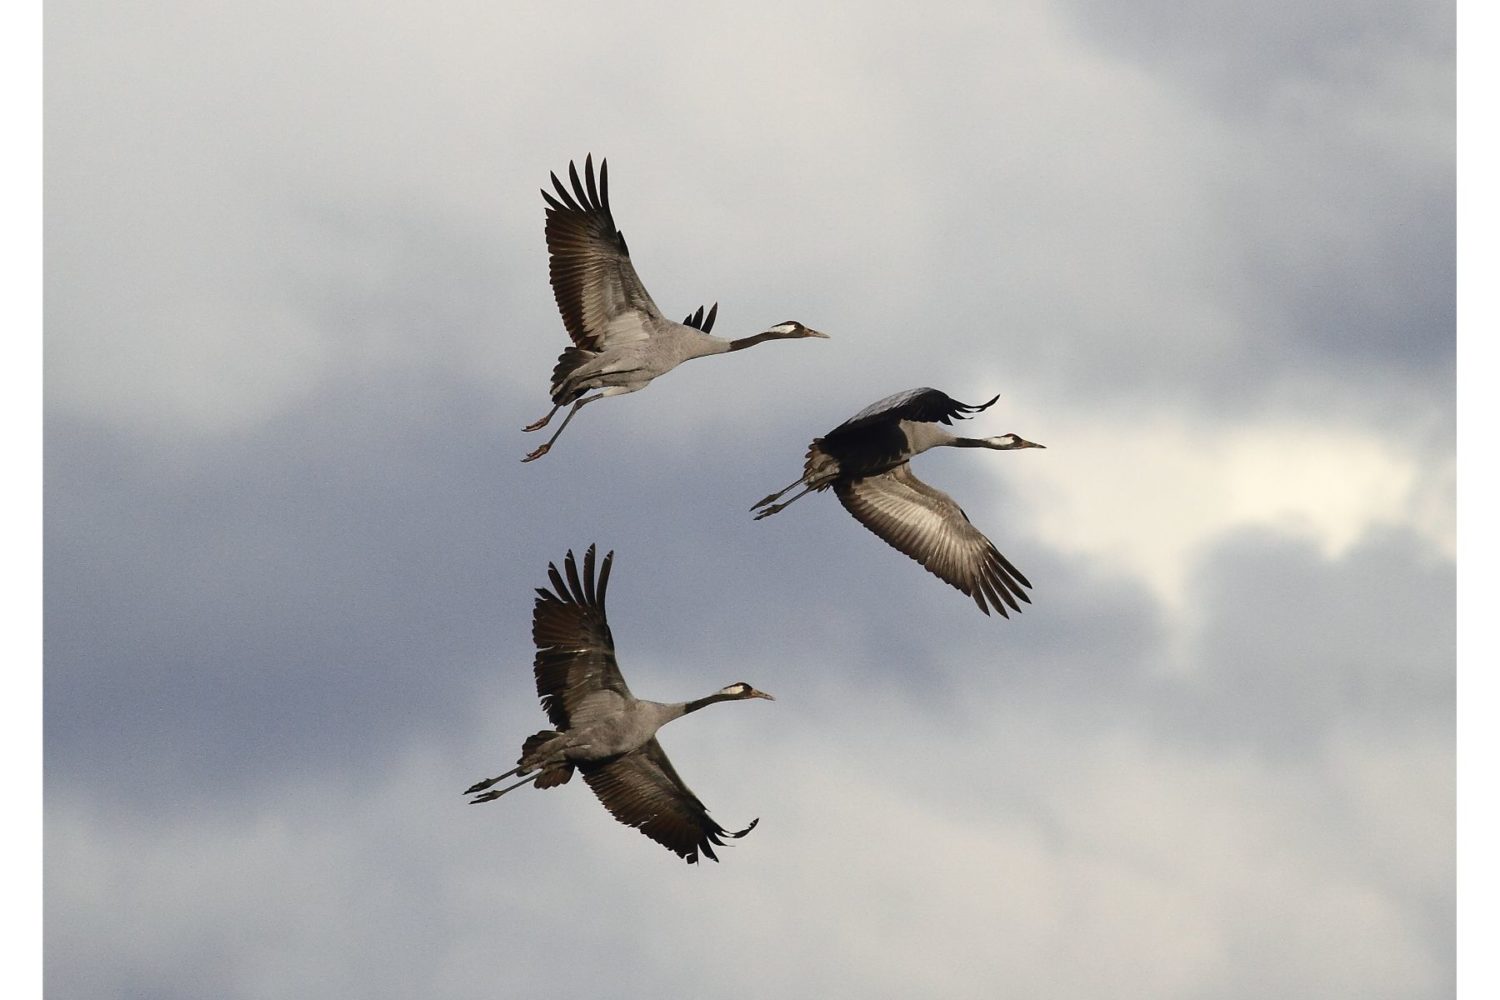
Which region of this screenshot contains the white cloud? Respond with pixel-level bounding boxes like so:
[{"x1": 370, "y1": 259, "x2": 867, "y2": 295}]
[{"x1": 1012, "y1": 406, "x2": 1454, "y2": 606}]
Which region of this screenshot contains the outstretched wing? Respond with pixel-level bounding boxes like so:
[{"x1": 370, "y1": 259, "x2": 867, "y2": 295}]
[
  {"x1": 836, "y1": 387, "x2": 1000, "y2": 433},
  {"x1": 541, "y1": 155, "x2": 664, "y2": 351},
  {"x1": 531, "y1": 545, "x2": 632, "y2": 729},
  {"x1": 834, "y1": 464, "x2": 1032, "y2": 617},
  {"x1": 581, "y1": 739, "x2": 758, "y2": 864}
]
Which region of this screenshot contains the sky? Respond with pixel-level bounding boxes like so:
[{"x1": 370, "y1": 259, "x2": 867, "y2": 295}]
[{"x1": 44, "y1": 1, "x2": 1456, "y2": 997}]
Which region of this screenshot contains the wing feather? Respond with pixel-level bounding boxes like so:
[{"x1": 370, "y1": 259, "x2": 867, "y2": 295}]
[
  {"x1": 581, "y1": 739, "x2": 758, "y2": 864},
  {"x1": 542, "y1": 155, "x2": 664, "y2": 351},
  {"x1": 835, "y1": 464, "x2": 1032, "y2": 616},
  {"x1": 836, "y1": 387, "x2": 1000, "y2": 432},
  {"x1": 681, "y1": 302, "x2": 719, "y2": 333},
  {"x1": 531, "y1": 546, "x2": 632, "y2": 729}
]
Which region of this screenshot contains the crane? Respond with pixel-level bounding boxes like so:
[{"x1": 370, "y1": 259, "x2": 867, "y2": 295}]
[
  {"x1": 521, "y1": 155, "x2": 828, "y2": 462},
  {"x1": 464, "y1": 546, "x2": 773, "y2": 864},
  {"x1": 752, "y1": 387, "x2": 1044, "y2": 616}
]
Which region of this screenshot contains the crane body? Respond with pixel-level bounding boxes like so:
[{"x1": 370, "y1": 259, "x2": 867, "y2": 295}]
[
  {"x1": 465, "y1": 546, "x2": 773, "y2": 864},
  {"x1": 522, "y1": 156, "x2": 827, "y2": 461},
  {"x1": 753, "y1": 387, "x2": 1044, "y2": 617}
]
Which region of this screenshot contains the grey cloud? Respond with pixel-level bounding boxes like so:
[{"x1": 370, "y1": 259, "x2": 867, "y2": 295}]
[
  {"x1": 1045, "y1": 0, "x2": 1456, "y2": 397},
  {"x1": 46, "y1": 0, "x2": 1453, "y2": 996},
  {"x1": 1055, "y1": 0, "x2": 1452, "y2": 116},
  {"x1": 1162, "y1": 525, "x2": 1454, "y2": 754},
  {"x1": 48, "y1": 357, "x2": 1451, "y2": 800}
]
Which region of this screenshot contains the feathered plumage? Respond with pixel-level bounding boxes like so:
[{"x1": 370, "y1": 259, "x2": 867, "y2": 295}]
[
  {"x1": 752, "y1": 388, "x2": 1044, "y2": 616},
  {"x1": 522, "y1": 156, "x2": 827, "y2": 461},
  {"x1": 465, "y1": 547, "x2": 772, "y2": 864}
]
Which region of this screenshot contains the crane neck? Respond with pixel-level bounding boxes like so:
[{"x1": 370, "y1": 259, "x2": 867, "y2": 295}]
[
  {"x1": 901, "y1": 420, "x2": 960, "y2": 456},
  {"x1": 682, "y1": 690, "x2": 741, "y2": 714},
  {"x1": 726, "y1": 330, "x2": 786, "y2": 352}
]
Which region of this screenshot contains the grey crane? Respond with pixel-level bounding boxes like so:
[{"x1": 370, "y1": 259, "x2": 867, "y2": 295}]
[
  {"x1": 752, "y1": 387, "x2": 1044, "y2": 616},
  {"x1": 464, "y1": 546, "x2": 773, "y2": 864},
  {"x1": 521, "y1": 155, "x2": 828, "y2": 462}
]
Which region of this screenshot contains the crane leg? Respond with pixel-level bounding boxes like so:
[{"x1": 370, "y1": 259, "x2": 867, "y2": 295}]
[
  {"x1": 523, "y1": 403, "x2": 563, "y2": 433},
  {"x1": 521, "y1": 394, "x2": 601, "y2": 462},
  {"x1": 463, "y1": 764, "x2": 527, "y2": 796},
  {"x1": 752, "y1": 484, "x2": 816, "y2": 520},
  {"x1": 751, "y1": 478, "x2": 806, "y2": 511},
  {"x1": 468, "y1": 773, "x2": 540, "y2": 804}
]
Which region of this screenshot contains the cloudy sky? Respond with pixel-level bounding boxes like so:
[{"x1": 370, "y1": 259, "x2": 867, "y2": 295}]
[{"x1": 45, "y1": 1, "x2": 1455, "y2": 996}]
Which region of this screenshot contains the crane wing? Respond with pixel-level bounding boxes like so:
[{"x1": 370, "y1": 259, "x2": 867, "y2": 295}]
[
  {"x1": 581, "y1": 738, "x2": 758, "y2": 864},
  {"x1": 834, "y1": 464, "x2": 1032, "y2": 617},
  {"x1": 681, "y1": 302, "x2": 719, "y2": 333},
  {"x1": 837, "y1": 387, "x2": 1001, "y2": 432},
  {"x1": 541, "y1": 155, "x2": 664, "y2": 352},
  {"x1": 531, "y1": 545, "x2": 632, "y2": 730}
]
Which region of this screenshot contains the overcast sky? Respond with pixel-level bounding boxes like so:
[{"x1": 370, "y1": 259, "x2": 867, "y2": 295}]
[{"x1": 45, "y1": 1, "x2": 1454, "y2": 997}]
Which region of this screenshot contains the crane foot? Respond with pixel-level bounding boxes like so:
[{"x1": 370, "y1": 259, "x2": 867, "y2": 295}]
[{"x1": 521, "y1": 443, "x2": 551, "y2": 463}]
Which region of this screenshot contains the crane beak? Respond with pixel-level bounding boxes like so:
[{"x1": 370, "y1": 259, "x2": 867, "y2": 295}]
[
  {"x1": 751, "y1": 688, "x2": 775, "y2": 701},
  {"x1": 1018, "y1": 438, "x2": 1045, "y2": 449},
  {"x1": 803, "y1": 328, "x2": 830, "y2": 339}
]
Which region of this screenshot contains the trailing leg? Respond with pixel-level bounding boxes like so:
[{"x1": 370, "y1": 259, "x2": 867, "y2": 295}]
[
  {"x1": 752, "y1": 483, "x2": 818, "y2": 519},
  {"x1": 751, "y1": 477, "x2": 806, "y2": 512},
  {"x1": 521, "y1": 394, "x2": 599, "y2": 462},
  {"x1": 523, "y1": 403, "x2": 563, "y2": 433},
  {"x1": 468, "y1": 772, "x2": 540, "y2": 803}
]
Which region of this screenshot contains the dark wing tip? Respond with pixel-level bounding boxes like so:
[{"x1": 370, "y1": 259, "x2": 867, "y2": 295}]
[
  {"x1": 690, "y1": 815, "x2": 760, "y2": 864},
  {"x1": 548, "y1": 170, "x2": 581, "y2": 212},
  {"x1": 597, "y1": 548, "x2": 613, "y2": 610},
  {"x1": 681, "y1": 304, "x2": 718, "y2": 333},
  {"x1": 542, "y1": 545, "x2": 611, "y2": 613},
  {"x1": 961, "y1": 393, "x2": 1001, "y2": 414},
  {"x1": 543, "y1": 156, "x2": 611, "y2": 216},
  {"x1": 582, "y1": 545, "x2": 597, "y2": 605},
  {"x1": 583, "y1": 154, "x2": 600, "y2": 209},
  {"x1": 918, "y1": 388, "x2": 1001, "y2": 425},
  {"x1": 563, "y1": 548, "x2": 586, "y2": 602},
  {"x1": 567, "y1": 159, "x2": 586, "y2": 208},
  {"x1": 943, "y1": 390, "x2": 998, "y2": 424},
  {"x1": 545, "y1": 559, "x2": 568, "y2": 603},
  {"x1": 726, "y1": 816, "x2": 759, "y2": 838},
  {"x1": 973, "y1": 545, "x2": 1035, "y2": 618}
]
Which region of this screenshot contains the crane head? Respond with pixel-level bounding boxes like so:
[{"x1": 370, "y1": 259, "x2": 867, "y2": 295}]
[
  {"x1": 720, "y1": 682, "x2": 776, "y2": 701},
  {"x1": 984, "y1": 434, "x2": 1045, "y2": 450},
  {"x1": 765, "y1": 321, "x2": 829, "y2": 340}
]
